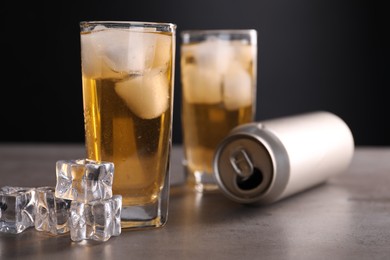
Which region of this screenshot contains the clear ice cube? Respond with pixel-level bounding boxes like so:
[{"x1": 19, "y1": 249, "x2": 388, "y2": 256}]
[
  {"x1": 115, "y1": 67, "x2": 169, "y2": 119},
  {"x1": 55, "y1": 159, "x2": 114, "y2": 203},
  {"x1": 34, "y1": 186, "x2": 71, "y2": 235},
  {"x1": 0, "y1": 186, "x2": 36, "y2": 234},
  {"x1": 69, "y1": 195, "x2": 122, "y2": 242},
  {"x1": 81, "y1": 28, "x2": 170, "y2": 78},
  {"x1": 69, "y1": 201, "x2": 86, "y2": 241},
  {"x1": 223, "y1": 62, "x2": 252, "y2": 110}
]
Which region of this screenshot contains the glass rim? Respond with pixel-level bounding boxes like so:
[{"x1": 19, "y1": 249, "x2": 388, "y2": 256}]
[
  {"x1": 180, "y1": 29, "x2": 257, "y2": 37},
  {"x1": 80, "y1": 21, "x2": 176, "y2": 32}
]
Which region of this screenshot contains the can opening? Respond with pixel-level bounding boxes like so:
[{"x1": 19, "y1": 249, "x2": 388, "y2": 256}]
[{"x1": 236, "y1": 167, "x2": 263, "y2": 190}]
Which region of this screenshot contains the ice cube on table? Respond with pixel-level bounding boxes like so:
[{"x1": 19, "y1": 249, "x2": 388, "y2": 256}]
[
  {"x1": 223, "y1": 62, "x2": 252, "y2": 110},
  {"x1": 115, "y1": 68, "x2": 169, "y2": 119},
  {"x1": 69, "y1": 201, "x2": 86, "y2": 241},
  {"x1": 34, "y1": 186, "x2": 71, "y2": 235},
  {"x1": 55, "y1": 159, "x2": 114, "y2": 203},
  {"x1": 81, "y1": 29, "x2": 168, "y2": 78},
  {"x1": 0, "y1": 186, "x2": 36, "y2": 234},
  {"x1": 181, "y1": 65, "x2": 222, "y2": 104},
  {"x1": 69, "y1": 195, "x2": 122, "y2": 242}
]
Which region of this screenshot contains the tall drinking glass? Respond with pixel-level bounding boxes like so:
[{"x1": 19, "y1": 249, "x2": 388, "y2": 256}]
[
  {"x1": 180, "y1": 29, "x2": 257, "y2": 192},
  {"x1": 80, "y1": 21, "x2": 176, "y2": 229}
]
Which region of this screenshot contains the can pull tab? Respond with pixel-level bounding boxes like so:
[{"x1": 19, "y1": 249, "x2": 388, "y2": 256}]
[{"x1": 229, "y1": 149, "x2": 254, "y2": 180}]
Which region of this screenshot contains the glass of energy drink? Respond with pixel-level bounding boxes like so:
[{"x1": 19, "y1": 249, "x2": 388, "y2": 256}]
[
  {"x1": 80, "y1": 21, "x2": 176, "y2": 229},
  {"x1": 180, "y1": 29, "x2": 258, "y2": 192}
]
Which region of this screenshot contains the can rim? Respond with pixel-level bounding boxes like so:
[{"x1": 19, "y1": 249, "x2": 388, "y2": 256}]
[{"x1": 213, "y1": 123, "x2": 290, "y2": 204}]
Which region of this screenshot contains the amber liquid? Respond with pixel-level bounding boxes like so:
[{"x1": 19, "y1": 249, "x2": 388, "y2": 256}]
[
  {"x1": 83, "y1": 76, "x2": 172, "y2": 206},
  {"x1": 182, "y1": 103, "x2": 252, "y2": 178}
]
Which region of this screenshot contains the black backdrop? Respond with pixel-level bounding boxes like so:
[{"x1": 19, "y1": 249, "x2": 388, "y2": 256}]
[{"x1": 1, "y1": 0, "x2": 388, "y2": 145}]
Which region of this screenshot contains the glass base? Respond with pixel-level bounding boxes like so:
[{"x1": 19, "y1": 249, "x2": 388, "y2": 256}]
[
  {"x1": 186, "y1": 169, "x2": 219, "y2": 193},
  {"x1": 120, "y1": 169, "x2": 170, "y2": 230},
  {"x1": 120, "y1": 203, "x2": 167, "y2": 229}
]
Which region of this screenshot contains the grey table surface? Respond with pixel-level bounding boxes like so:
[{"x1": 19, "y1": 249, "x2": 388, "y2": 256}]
[{"x1": 0, "y1": 144, "x2": 389, "y2": 260}]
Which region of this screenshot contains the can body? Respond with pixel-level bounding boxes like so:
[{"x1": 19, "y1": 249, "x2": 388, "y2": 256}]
[{"x1": 213, "y1": 111, "x2": 355, "y2": 204}]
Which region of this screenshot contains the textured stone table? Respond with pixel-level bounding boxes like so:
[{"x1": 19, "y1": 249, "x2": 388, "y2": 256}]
[{"x1": 0, "y1": 144, "x2": 389, "y2": 259}]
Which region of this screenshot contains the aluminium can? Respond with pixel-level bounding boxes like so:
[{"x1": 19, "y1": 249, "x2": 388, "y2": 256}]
[{"x1": 213, "y1": 111, "x2": 354, "y2": 204}]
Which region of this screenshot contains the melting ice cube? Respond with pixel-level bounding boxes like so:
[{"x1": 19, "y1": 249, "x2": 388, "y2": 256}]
[
  {"x1": 231, "y1": 41, "x2": 256, "y2": 69},
  {"x1": 185, "y1": 39, "x2": 234, "y2": 74},
  {"x1": 81, "y1": 30, "x2": 124, "y2": 79},
  {"x1": 181, "y1": 38, "x2": 242, "y2": 105},
  {"x1": 223, "y1": 62, "x2": 252, "y2": 110},
  {"x1": 181, "y1": 65, "x2": 222, "y2": 104},
  {"x1": 115, "y1": 68, "x2": 169, "y2": 119},
  {"x1": 152, "y1": 34, "x2": 172, "y2": 68}
]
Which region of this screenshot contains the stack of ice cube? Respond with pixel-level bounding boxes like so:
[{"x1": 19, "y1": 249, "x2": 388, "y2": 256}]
[
  {"x1": 55, "y1": 159, "x2": 121, "y2": 242},
  {"x1": 0, "y1": 159, "x2": 122, "y2": 242}
]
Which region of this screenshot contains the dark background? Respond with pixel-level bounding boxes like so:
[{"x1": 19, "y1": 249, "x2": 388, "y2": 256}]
[{"x1": 1, "y1": 0, "x2": 388, "y2": 146}]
